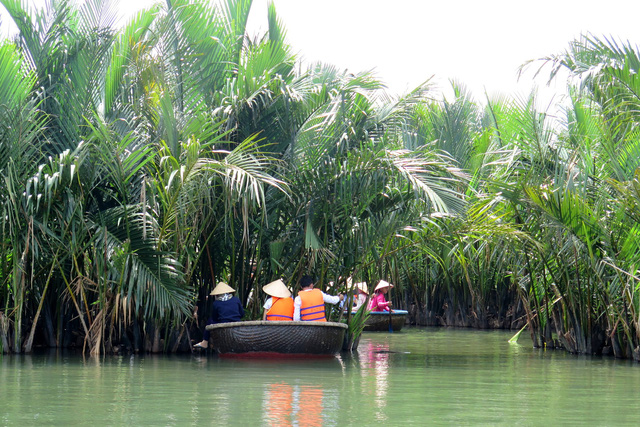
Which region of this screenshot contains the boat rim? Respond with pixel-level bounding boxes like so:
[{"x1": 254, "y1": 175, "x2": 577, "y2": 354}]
[
  {"x1": 206, "y1": 320, "x2": 348, "y2": 330},
  {"x1": 352, "y1": 310, "x2": 408, "y2": 315}
]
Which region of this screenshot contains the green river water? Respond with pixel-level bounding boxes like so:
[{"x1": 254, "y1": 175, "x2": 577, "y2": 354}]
[{"x1": 2, "y1": 327, "x2": 640, "y2": 426}]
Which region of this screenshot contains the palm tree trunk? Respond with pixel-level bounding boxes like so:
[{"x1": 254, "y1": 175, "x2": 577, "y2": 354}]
[
  {"x1": 13, "y1": 249, "x2": 28, "y2": 354},
  {"x1": 23, "y1": 261, "x2": 57, "y2": 353},
  {"x1": 0, "y1": 312, "x2": 9, "y2": 353}
]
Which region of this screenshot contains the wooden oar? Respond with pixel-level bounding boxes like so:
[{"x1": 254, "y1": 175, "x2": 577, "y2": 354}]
[{"x1": 388, "y1": 294, "x2": 393, "y2": 333}]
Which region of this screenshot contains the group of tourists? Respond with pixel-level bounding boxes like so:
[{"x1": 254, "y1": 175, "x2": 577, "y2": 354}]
[
  {"x1": 193, "y1": 275, "x2": 393, "y2": 349},
  {"x1": 263, "y1": 275, "x2": 345, "y2": 322}
]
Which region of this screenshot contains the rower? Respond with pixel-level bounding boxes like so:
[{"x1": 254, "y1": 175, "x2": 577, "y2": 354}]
[
  {"x1": 368, "y1": 280, "x2": 393, "y2": 312},
  {"x1": 194, "y1": 282, "x2": 244, "y2": 349}
]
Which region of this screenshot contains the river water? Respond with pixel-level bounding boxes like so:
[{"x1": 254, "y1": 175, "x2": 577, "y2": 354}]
[{"x1": 2, "y1": 327, "x2": 640, "y2": 425}]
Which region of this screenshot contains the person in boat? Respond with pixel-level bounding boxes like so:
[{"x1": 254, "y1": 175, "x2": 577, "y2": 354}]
[
  {"x1": 367, "y1": 280, "x2": 394, "y2": 312},
  {"x1": 352, "y1": 282, "x2": 369, "y2": 311},
  {"x1": 262, "y1": 279, "x2": 294, "y2": 321},
  {"x1": 293, "y1": 275, "x2": 344, "y2": 321},
  {"x1": 194, "y1": 282, "x2": 244, "y2": 349}
]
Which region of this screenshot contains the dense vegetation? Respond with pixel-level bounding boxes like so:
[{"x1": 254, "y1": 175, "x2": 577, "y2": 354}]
[{"x1": 2, "y1": 0, "x2": 640, "y2": 360}]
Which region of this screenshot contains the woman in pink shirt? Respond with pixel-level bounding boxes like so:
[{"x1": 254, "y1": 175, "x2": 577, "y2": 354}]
[{"x1": 368, "y1": 280, "x2": 393, "y2": 312}]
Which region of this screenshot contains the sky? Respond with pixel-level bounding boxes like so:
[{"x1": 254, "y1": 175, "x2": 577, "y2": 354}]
[{"x1": 2, "y1": 0, "x2": 640, "y2": 105}]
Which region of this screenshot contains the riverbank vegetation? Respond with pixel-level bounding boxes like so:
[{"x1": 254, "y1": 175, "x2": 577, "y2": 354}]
[{"x1": 2, "y1": 0, "x2": 640, "y2": 360}]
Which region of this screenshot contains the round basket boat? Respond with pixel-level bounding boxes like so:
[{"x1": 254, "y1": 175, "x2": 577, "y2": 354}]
[
  {"x1": 362, "y1": 310, "x2": 408, "y2": 332},
  {"x1": 206, "y1": 321, "x2": 348, "y2": 357}
]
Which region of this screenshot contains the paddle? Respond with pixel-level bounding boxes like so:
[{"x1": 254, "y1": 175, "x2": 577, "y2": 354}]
[{"x1": 387, "y1": 293, "x2": 393, "y2": 333}]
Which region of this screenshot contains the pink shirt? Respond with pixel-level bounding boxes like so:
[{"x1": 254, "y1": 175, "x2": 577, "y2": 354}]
[{"x1": 368, "y1": 292, "x2": 390, "y2": 312}]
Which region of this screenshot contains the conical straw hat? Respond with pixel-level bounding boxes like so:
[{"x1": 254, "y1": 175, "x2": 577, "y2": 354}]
[
  {"x1": 210, "y1": 282, "x2": 236, "y2": 295},
  {"x1": 355, "y1": 282, "x2": 369, "y2": 295},
  {"x1": 262, "y1": 279, "x2": 291, "y2": 298},
  {"x1": 374, "y1": 280, "x2": 393, "y2": 292}
]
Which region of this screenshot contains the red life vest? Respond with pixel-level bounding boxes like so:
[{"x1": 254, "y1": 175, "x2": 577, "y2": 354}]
[
  {"x1": 299, "y1": 289, "x2": 326, "y2": 321},
  {"x1": 266, "y1": 297, "x2": 294, "y2": 321}
]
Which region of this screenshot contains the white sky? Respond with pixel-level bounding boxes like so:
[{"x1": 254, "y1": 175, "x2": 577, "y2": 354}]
[{"x1": 2, "y1": 0, "x2": 640, "y2": 104}]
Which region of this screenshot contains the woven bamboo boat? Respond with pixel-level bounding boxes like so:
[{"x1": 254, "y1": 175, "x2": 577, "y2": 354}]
[
  {"x1": 206, "y1": 320, "x2": 348, "y2": 357},
  {"x1": 362, "y1": 310, "x2": 408, "y2": 332}
]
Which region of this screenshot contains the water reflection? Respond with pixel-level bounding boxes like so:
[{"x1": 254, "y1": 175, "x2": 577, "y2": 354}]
[
  {"x1": 296, "y1": 385, "x2": 324, "y2": 426},
  {"x1": 264, "y1": 383, "x2": 293, "y2": 426},
  {"x1": 261, "y1": 366, "x2": 334, "y2": 426},
  {"x1": 355, "y1": 340, "x2": 390, "y2": 421},
  {"x1": 4, "y1": 329, "x2": 640, "y2": 425}
]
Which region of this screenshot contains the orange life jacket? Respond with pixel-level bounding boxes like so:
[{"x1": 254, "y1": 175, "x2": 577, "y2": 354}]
[
  {"x1": 266, "y1": 297, "x2": 294, "y2": 321},
  {"x1": 299, "y1": 289, "x2": 326, "y2": 322}
]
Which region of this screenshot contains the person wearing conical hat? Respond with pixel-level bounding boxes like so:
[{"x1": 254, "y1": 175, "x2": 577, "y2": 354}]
[
  {"x1": 194, "y1": 282, "x2": 244, "y2": 349},
  {"x1": 262, "y1": 279, "x2": 294, "y2": 321},
  {"x1": 367, "y1": 280, "x2": 394, "y2": 312},
  {"x1": 351, "y1": 282, "x2": 369, "y2": 312}
]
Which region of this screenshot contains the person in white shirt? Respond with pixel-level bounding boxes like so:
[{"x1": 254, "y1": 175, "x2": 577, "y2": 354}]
[
  {"x1": 293, "y1": 275, "x2": 343, "y2": 321},
  {"x1": 351, "y1": 282, "x2": 369, "y2": 311}
]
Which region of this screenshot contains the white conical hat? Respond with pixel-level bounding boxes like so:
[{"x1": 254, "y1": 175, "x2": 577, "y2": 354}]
[
  {"x1": 262, "y1": 279, "x2": 291, "y2": 298},
  {"x1": 374, "y1": 280, "x2": 393, "y2": 292},
  {"x1": 355, "y1": 282, "x2": 368, "y2": 295},
  {"x1": 210, "y1": 282, "x2": 236, "y2": 295}
]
